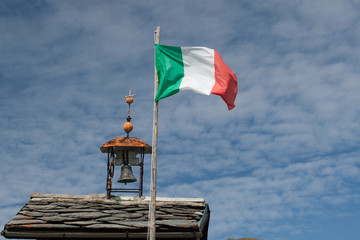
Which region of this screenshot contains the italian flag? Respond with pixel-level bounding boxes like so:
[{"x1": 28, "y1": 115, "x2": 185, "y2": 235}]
[{"x1": 155, "y1": 44, "x2": 238, "y2": 110}]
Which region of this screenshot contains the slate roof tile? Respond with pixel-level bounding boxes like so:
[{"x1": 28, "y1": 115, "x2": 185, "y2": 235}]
[{"x1": 2, "y1": 193, "x2": 210, "y2": 240}]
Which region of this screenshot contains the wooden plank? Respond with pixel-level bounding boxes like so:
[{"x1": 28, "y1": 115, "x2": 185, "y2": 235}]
[
  {"x1": 1, "y1": 230, "x2": 202, "y2": 239},
  {"x1": 30, "y1": 193, "x2": 107, "y2": 200},
  {"x1": 30, "y1": 193, "x2": 206, "y2": 204}
]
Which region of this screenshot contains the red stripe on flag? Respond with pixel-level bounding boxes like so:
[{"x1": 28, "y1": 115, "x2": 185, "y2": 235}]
[{"x1": 211, "y1": 50, "x2": 238, "y2": 110}]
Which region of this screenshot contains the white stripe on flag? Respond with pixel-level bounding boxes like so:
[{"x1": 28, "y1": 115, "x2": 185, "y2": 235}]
[{"x1": 179, "y1": 47, "x2": 215, "y2": 95}]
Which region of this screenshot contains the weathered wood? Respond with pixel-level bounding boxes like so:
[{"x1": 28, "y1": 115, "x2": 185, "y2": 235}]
[
  {"x1": 30, "y1": 193, "x2": 107, "y2": 200},
  {"x1": 157, "y1": 202, "x2": 206, "y2": 207},
  {"x1": 150, "y1": 25, "x2": 161, "y2": 240},
  {"x1": 1, "y1": 230, "x2": 203, "y2": 239},
  {"x1": 29, "y1": 193, "x2": 205, "y2": 203}
]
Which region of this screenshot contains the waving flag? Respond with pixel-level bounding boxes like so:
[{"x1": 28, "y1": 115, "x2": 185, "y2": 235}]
[{"x1": 155, "y1": 44, "x2": 238, "y2": 110}]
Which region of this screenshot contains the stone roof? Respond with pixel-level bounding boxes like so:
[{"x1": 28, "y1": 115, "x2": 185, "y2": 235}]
[{"x1": 1, "y1": 193, "x2": 210, "y2": 239}]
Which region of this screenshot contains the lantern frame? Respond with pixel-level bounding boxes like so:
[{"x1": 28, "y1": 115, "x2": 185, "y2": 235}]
[{"x1": 101, "y1": 137, "x2": 151, "y2": 198}]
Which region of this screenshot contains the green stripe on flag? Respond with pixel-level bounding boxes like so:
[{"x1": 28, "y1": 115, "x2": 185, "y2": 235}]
[{"x1": 155, "y1": 44, "x2": 184, "y2": 102}]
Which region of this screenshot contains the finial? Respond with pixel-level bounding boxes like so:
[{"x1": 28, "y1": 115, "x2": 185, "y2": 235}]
[
  {"x1": 123, "y1": 89, "x2": 135, "y2": 137},
  {"x1": 125, "y1": 88, "x2": 136, "y2": 103}
]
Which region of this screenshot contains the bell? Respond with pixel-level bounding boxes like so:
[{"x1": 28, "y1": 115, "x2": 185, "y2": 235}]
[{"x1": 117, "y1": 164, "x2": 137, "y2": 184}]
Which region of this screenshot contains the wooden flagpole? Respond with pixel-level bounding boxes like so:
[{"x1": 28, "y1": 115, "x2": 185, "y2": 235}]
[{"x1": 149, "y1": 26, "x2": 160, "y2": 240}]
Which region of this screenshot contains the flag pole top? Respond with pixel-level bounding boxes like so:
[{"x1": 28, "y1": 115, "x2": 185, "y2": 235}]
[{"x1": 123, "y1": 88, "x2": 135, "y2": 137}]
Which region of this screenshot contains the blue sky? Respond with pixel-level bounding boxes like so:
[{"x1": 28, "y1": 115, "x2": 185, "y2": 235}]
[{"x1": 1, "y1": 1, "x2": 360, "y2": 240}]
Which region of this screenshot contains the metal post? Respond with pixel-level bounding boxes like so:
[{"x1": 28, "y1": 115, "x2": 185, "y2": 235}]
[
  {"x1": 139, "y1": 150, "x2": 144, "y2": 197},
  {"x1": 106, "y1": 149, "x2": 114, "y2": 199},
  {"x1": 149, "y1": 26, "x2": 160, "y2": 240}
]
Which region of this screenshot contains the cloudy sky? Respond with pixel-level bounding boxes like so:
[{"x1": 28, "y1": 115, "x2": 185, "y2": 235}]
[{"x1": 1, "y1": 1, "x2": 360, "y2": 240}]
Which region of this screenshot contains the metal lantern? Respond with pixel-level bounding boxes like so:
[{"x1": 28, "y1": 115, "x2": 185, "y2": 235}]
[{"x1": 100, "y1": 89, "x2": 152, "y2": 198}]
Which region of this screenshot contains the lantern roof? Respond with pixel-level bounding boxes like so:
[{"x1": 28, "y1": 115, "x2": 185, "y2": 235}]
[
  {"x1": 100, "y1": 89, "x2": 152, "y2": 155},
  {"x1": 100, "y1": 137, "x2": 152, "y2": 154}
]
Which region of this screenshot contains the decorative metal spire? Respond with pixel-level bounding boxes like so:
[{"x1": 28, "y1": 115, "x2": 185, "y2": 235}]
[{"x1": 123, "y1": 89, "x2": 135, "y2": 137}]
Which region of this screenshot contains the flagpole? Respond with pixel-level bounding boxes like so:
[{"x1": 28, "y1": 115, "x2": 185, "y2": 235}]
[{"x1": 149, "y1": 26, "x2": 160, "y2": 240}]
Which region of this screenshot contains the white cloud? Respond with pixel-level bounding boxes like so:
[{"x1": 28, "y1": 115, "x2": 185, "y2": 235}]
[{"x1": 1, "y1": 1, "x2": 360, "y2": 240}]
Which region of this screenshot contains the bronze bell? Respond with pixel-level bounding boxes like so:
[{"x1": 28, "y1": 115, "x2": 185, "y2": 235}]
[{"x1": 117, "y1": 164, "x2": 137, "y2": 184}]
